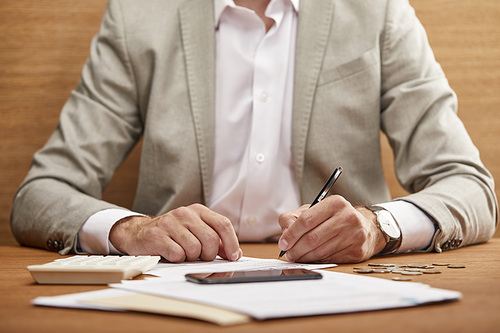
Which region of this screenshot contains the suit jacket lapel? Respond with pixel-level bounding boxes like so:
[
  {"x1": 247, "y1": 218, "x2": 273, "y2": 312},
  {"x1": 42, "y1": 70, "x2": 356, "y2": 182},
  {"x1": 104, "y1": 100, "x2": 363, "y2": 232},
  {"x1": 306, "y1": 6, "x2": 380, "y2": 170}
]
[
  {"x1": 179, "y1": 1, "x2": 216, "y2": 204},
  {"x1": 178, "y1": 0, "x2": 335, "y2": 203},
  {"x1": 292, "y1": 0, "x2": 335, "y2": 193}
]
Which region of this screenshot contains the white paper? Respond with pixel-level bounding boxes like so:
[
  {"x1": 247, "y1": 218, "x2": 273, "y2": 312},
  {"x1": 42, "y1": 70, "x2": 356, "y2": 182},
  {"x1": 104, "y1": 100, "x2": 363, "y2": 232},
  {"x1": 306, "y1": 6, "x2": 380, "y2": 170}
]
[
  {"x1": 31, "y1": 256, "x2": 335, "y2": 311},
  {"x1": 31, "y1": 256, "x2": 461, "y2": 322},
  {"x1": 32, "y1": 288, "x2": 128, "y2": 311},
  {"x1": 111, "y1": 270, "x2": 462, "y2": 320},
  {"x1": 146, "y1": 256, "x2": 336, "y2": 281}
]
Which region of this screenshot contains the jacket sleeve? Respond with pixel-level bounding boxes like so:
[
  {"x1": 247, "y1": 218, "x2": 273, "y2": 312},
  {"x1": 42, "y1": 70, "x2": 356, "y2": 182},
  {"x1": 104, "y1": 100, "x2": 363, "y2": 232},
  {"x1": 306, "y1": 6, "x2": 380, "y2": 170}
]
[
  {"x1": 10, "y1": 0, "x2": 142, "y2": 254},
  {"x1": 380, "y1": 0, "x2": 498, "y2": 252}
]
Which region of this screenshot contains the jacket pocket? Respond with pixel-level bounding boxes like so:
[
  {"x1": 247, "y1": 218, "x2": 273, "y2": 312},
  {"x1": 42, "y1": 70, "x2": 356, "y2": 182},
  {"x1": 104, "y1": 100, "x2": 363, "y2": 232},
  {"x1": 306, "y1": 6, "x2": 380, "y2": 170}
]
[{"x1": 317, "y1": 47, "x2": 379, "y2": 86}]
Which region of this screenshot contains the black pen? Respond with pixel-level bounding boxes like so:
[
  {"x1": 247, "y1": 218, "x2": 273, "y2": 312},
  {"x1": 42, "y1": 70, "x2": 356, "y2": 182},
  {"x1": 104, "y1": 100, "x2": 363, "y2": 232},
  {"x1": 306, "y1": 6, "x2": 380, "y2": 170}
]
[{"x1": 278, "y1": 166, "x2": 343, "y2": 259}]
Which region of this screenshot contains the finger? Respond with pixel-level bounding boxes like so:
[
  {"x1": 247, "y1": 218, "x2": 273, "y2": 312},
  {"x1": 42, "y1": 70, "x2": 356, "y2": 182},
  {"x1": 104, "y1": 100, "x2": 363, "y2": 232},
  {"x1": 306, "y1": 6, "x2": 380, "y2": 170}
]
[
  {"x1": 195, "y1": 205, "x2": 241, "y2": 261},
  {"x1": 284, "y1": 214, "x2": 342, "y2": 261},
  {"x1": 293, "y1": 240, "x2": 352, "y2": 263},
  {"x1": 279, "y1": 197, "x2": 346, "y2": 252},
  {"x1": 186, "y1": 222, "x2": 222, "y2": 261},
  {"x1": 278, "y1": 205, "x2": 308, "y2": 230},
  {"x1": 218, "y1": 241, "x2": 243, "y2": 260},
  {"x1": 147, "y1": 234, "x2": 187, "y2": 263},
  {"x1": 289, "y1": 208, "x2": 374, "y2": 263},
  {"x1": 295, "y1": 236, "x2": 373, "y2": 264},
  {"x1": 162, "y1": 218, "x2": 203, "y2": 262},
  {"x1": 115, "y1": 216, "x2": 189, "y2": 262}
]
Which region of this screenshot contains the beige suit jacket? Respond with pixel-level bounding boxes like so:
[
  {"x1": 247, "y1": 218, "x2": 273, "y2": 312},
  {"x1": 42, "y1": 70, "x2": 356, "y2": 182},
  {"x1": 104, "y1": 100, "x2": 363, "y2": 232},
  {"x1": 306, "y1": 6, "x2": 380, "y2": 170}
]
[{"x1": 11, "y1": 0, "x2": 497, "y2": 255}]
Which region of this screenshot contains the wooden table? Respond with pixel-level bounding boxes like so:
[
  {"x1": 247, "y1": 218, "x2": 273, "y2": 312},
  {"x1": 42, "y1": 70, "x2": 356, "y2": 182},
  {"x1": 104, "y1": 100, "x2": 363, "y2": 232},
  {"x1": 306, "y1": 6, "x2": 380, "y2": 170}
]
[{"x1": 1, "y1": 240, "x2": 499, "y2": 333}]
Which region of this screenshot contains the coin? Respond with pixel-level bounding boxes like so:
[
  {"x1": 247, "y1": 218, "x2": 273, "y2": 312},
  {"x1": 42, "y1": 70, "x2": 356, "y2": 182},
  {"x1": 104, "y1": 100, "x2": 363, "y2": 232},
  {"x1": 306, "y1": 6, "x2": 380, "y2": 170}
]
[
  {"x1": 422, "y1": 270, "x2": 442, "y2": 274},
  {"x1": 368, "y1": 263, "x2": 396, "y2": 267},
  {"x1": 392, "y1": 277, "x2": 412, "y2": 281},
  {"x1": 401, "y1": 271, "x2": 423, "y2": 276},
  {"x1": 405, "y1": 268, "x2": 425, "y2": 272},
  {"x1": 353, "y1": 261, "x2": 464, "y2": 279},
  {"x1": 391, "y1": 270, "x2": 406, "y2": 274},
  {"x1": 378, "y1": 264, "x2": 397, "y2": 267}
]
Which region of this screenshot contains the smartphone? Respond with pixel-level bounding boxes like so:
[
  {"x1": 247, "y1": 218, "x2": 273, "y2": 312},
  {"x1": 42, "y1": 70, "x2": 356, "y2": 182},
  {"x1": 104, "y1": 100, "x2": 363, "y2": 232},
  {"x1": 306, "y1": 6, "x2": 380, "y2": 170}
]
[{"x1": 185, "y1": 268, "x2": 322, "y2": 284}]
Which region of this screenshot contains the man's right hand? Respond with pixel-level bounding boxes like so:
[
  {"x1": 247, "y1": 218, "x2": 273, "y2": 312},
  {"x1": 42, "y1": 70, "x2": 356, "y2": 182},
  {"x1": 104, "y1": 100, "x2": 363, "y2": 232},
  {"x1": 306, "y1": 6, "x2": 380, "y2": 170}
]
[{"x1": 109, "y1": 204, "x2": 242, "y2": 262}]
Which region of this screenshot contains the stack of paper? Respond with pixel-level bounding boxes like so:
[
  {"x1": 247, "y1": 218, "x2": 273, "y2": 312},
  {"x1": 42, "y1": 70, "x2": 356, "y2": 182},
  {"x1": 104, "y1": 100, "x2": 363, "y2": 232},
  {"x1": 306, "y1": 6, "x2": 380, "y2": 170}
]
[{"x1": 32, "y1": 256, "x2": 461, "y2": 326}]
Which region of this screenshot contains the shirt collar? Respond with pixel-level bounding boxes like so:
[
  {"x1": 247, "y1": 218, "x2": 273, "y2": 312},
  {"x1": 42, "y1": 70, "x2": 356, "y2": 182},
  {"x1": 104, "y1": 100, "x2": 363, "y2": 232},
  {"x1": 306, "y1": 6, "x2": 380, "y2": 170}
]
[{"x1": 214, "y1": 0, "x2": 299, "y2": 27}]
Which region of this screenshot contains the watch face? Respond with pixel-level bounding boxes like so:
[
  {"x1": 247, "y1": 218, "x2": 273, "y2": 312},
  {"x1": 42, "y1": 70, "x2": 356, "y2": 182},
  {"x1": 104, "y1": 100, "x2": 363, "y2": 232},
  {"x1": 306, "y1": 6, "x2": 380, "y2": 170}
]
[{"x1": 378, "y1": 211, "x2": 401, "y2": 239}]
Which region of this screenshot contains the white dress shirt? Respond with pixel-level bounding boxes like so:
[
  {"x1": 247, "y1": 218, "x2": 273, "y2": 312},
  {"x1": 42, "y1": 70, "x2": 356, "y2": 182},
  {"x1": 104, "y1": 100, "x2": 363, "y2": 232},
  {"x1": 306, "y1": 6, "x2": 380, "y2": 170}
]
[
  {"x1": 209, "y1": 0, "x2": 300, "y2": 241},
  {"x1": 78, "y1": 0, "x2": 435, "y2": 254}
]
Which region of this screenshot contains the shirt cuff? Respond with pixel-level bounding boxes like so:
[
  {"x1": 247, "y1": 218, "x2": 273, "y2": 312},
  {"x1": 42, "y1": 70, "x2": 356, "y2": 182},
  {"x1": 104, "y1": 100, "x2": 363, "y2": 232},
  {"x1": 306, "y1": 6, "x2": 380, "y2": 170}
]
[
  {"x1": 377, "y1": 201, "x2": 436, "y2": 253},
  {"x1": 77, "y1": 209, "x2": 146, "y2": 254}
]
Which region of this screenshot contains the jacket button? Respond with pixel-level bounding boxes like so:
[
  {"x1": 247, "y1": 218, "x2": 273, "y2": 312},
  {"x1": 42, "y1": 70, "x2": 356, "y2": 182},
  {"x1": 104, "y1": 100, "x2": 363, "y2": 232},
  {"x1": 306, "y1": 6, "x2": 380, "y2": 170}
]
[
  {"x1": 58, "y1": 241, "x2": 64, "y2": 250},
  {"x1": 47, "y1": 239, "x2": 53, "y2": 250},
  {"x1": 442, "y1": 240, "x2": 450, "y2": 250}
]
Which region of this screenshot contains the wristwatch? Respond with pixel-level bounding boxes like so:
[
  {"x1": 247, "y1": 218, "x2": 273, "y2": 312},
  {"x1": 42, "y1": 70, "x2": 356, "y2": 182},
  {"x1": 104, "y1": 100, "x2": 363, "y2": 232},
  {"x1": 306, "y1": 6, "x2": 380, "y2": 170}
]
[{"x1": 366, "y1": 205, "x2": 402, "y2": 254}]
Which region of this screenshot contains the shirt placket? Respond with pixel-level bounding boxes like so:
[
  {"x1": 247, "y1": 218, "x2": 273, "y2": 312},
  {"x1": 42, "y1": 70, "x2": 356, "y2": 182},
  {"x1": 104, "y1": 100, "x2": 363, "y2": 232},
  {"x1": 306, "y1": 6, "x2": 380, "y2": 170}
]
[{"x1": 239, "y1": 4, "x2": 289, "y2": 238}]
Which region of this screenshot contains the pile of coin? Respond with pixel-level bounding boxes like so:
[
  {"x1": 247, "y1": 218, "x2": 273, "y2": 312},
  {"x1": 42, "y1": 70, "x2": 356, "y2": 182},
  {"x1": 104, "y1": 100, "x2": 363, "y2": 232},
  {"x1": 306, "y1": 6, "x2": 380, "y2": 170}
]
[{"x1": 353, "y1": 263, "x2": 466, "y2": 281}]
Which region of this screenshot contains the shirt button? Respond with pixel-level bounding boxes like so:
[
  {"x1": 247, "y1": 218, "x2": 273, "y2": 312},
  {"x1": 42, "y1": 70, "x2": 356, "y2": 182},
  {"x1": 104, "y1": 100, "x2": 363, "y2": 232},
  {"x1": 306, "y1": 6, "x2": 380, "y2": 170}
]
[
  {"x1": 247, "y1": 217, "x2": 256, "y2": 225},
  {"x1": 259, "y1": 92, "x2": 269, "y2": 102},
  {"x1": 256, "y1": 153, "x2": 265, "y2": 163}
]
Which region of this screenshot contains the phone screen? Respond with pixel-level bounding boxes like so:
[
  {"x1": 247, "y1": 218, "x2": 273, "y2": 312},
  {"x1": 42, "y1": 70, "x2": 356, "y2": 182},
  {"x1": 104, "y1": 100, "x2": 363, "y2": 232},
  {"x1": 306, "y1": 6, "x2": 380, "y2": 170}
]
[{"x1": 185, "y1": 268, "x2": 322, "y2": 284}]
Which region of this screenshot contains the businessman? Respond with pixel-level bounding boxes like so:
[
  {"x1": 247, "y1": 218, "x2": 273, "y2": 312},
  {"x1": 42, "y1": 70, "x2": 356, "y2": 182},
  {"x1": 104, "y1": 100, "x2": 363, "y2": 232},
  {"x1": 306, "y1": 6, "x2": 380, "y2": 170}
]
[{"x1": 11, "y1": 0, "x2": 498, "y2": 263}]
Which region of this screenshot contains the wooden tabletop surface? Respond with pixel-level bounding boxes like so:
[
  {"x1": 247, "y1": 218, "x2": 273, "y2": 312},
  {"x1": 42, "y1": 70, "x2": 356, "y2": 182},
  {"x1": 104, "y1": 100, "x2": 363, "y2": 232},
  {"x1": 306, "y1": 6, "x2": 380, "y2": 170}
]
[{"x1": 1, "y1": 239, "x2": 499, "y2": 333}]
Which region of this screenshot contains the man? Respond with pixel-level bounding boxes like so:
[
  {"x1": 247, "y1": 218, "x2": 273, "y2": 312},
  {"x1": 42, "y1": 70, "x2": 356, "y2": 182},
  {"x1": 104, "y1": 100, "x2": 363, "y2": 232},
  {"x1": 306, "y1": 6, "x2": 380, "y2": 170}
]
[{"x1": 11, "y1": 0, "x2": 497, "y2": 263}]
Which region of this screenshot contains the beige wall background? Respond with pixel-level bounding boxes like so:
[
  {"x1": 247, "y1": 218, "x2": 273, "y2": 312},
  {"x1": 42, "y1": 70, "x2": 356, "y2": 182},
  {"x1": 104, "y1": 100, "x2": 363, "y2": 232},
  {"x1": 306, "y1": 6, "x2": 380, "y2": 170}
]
[{"x1": 1, "y1": 0, "x2": 499, "y2": 246}]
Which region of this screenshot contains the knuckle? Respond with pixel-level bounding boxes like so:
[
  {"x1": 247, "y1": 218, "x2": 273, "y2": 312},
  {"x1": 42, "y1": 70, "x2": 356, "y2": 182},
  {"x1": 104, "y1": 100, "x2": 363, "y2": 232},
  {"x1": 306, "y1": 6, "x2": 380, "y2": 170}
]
[
  {"x1": 189, "y1": 203, "x2": 204, "y2": 211},
  {"x1": 300, "y1": 213, "x2": 316, "y2": 228},
  {"x1": 165, "y1": 248, "x2": 186, "y2": 263},
  {"x1": 214, "y1": 216, "x2": 233, "y2": 233},
  {"x1": 345, "y1": 209, "x2": 359, "y2": 222},
  {"x1": 304, "y1": 231, "x2": 321, "y2": 248},
  {"x1": 171, "y1": 206, "x2": 192, "y2": 220},
  {"x1": 156, "y1": 215, "x2": 171, "y2": 229},
  {"x1": 327, "y1": 195, "x2": 350, "y2": 210},
  {"x1": 203, "y1": 232, "x2": 221, "y2": 249},
  {"x1": 143, "y1": 224, "x2": 162, "y2": 239},
  {"x1": 183, "y1": 240, "x2": 202, "y2": 261},
  {"x1": 279, "y1": 214, "x2": 294, "y2": 230},
  {"x1": 278, "y1": 212, "x2": 290, "y2": 224}
]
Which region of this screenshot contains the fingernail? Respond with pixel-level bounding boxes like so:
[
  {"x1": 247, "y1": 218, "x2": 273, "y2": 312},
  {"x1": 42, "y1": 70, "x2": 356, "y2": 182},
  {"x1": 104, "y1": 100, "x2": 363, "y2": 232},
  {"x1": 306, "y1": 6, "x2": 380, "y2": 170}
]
[
  {"x1": 278, "y1": 238, "x2": 288, "y2": 251},
  {"x1": 231, "y1": 249, "x2": 241, "y2": 261},
  {"x1": 285, "y1": 252, "x2": 293, "y2": 262}
]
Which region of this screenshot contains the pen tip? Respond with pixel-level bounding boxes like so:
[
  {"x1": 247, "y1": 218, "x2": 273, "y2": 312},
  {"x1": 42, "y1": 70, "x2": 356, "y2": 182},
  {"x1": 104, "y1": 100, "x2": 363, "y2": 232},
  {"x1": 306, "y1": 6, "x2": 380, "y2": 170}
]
[{"x1": 278, "y1": 250, "x2": 286, "y2": 259}]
